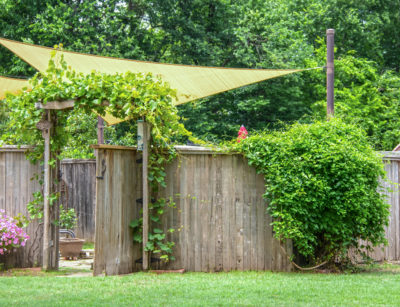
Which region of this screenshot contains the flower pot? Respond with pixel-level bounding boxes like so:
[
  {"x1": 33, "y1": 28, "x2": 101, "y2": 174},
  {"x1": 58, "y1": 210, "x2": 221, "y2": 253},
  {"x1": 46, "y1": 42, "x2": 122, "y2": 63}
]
[{"x1": 59, "y1": 238, "x2": 85, "y2": 258}]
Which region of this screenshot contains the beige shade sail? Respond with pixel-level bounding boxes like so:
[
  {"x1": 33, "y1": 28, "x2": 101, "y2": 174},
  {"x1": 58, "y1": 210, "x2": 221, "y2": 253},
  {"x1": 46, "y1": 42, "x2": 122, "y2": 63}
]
[
  {"x1": 0, "y1": 37, "x2": 305, "y2": 125},
  {"x1": 0, "y1": 76, "x2": 30, "y2": 100}
]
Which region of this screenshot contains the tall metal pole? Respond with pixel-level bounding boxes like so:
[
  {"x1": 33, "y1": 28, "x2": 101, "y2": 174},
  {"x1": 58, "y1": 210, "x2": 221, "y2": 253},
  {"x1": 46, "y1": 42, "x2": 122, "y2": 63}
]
[{"x1": 326, "y1": 29, "x2": 335, "y2": 119}]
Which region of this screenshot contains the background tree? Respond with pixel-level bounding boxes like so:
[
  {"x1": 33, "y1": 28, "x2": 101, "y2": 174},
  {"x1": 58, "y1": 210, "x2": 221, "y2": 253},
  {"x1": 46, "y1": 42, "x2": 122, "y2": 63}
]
[{"x1": 1, "y1": 0, "x2": 400, "y2": 150}]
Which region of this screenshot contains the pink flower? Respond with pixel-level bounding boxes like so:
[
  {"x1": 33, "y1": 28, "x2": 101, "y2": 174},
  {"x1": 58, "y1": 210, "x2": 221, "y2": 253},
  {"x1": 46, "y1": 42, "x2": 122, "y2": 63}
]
[
  {"x1": 0, "y1": 212, "x2": 29, "y2": 253},
  {"x1": 237, "y1": 125, "x2": 248, "y2": 143}
]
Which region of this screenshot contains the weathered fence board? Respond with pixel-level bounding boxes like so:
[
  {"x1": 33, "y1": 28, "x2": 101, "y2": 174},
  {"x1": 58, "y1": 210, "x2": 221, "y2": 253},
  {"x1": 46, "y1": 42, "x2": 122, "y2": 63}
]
[
  {"x1": 4, "y1": 145, "x2": 400, "y2": 271},
  {"x1": 61, "y1": 159, "x2": 96, "y2": 242},
  {"x1": 158, "y1": 152, "x2": 292, "y2": 272},
  {"x1": 93, "y1": 147, "x2": 141, "y2": 275},
  {"x1": 0, "y1": 147, "x2": 96, "y2": 268},
  {"x1": 93, "y1": 145, "x2": 292, "y2": 275},
  {"x1": 0, "y1": 146, "x2": 42, "y2": 268},
  {"x1": 363, "y1": 154, "x2": 400, "y2": 261}
]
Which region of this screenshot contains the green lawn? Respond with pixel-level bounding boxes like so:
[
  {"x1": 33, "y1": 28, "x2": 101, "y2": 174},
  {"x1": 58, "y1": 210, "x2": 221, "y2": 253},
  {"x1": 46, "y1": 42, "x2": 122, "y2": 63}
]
[
  {"x1": 82, "y1": 242, "x2": 94, "y2": 250},
  {"x1": 1, "y1": 265, "x2": 400, "y2": 306}
]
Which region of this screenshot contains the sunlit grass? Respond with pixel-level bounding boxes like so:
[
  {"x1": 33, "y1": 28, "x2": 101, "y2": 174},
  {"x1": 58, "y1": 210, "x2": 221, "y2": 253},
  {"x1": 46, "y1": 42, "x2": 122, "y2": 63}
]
[
  {"x1": 0, "y1": 264, "x2": 400, "y2": 306},
  {"x1": 82, "y1": 242, "x2": 94, "y2": 250}
]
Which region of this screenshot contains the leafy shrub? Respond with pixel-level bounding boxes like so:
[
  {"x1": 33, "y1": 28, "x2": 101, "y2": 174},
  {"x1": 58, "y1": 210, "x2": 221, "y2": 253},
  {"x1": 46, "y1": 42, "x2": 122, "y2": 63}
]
[
  {"x1": 58, "y1": 206, "x2": 78, "y2": 230},
  {"x1": 238, "y1": 119, "x2": 390, "y2": 264},
  {"x1": 0, "y1": 209, "x2": 29, "y2": 255}
]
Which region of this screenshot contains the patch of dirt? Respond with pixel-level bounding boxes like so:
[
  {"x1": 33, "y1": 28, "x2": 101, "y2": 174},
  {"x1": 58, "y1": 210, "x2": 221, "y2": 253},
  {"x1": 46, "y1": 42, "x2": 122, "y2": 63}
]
[
  {"x1": 59, "y1": 258, "x2": 92, "y2": 271},
  {"x1": 0, "y1": 256, "x2": 93, "y2": 277},
  {"x1": 0, "y1": 267, "x2": 45, "y2": 276}
]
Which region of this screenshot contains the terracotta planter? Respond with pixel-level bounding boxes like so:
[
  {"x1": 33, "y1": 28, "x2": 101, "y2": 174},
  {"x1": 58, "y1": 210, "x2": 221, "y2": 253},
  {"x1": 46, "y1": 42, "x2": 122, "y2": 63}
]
[{"x1": 59, "y1": 238, "x2": 85, "y2": 258}]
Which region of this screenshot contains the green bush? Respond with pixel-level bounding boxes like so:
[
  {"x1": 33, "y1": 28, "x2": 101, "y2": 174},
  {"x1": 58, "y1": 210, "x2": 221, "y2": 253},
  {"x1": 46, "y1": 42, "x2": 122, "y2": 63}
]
[
  {"x1": 238, "y1": 119, "x2": 390, "y2": 265},
  {"x1": 58, "y1": 206, "x2": 77, "y2": 230}
]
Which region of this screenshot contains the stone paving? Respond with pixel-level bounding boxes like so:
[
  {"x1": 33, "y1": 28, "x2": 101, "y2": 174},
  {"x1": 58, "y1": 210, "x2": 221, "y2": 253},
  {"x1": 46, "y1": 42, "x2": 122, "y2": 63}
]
[{"x1": 58, "y1": 249, "x2": 94, "y2": 277}]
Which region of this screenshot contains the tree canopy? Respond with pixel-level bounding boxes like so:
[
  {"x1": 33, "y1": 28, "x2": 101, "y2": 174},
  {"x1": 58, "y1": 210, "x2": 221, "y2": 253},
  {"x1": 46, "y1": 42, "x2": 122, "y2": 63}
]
[{"x1": 1, "y1": 0, "x2": 400, "y2": 149}]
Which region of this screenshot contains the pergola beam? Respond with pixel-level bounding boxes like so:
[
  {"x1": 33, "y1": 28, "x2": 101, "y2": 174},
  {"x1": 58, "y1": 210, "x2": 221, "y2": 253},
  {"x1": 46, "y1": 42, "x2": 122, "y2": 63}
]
[{"x1": 35, "y1": 99, "x2": 75, "y2": 110}]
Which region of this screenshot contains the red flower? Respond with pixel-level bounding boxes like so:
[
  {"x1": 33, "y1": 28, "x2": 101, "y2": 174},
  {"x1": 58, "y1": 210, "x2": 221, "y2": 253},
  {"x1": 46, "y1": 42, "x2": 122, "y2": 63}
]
[{"x1": 237, "y1": 125, "x2": 248, "y2": 143}]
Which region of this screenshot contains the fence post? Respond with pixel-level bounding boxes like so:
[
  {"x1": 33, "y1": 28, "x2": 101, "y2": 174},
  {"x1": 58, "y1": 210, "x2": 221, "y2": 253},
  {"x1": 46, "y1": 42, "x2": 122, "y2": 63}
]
[
  {"x1": 138, "y1": 120, "x2": 150, "y2": 270},
  {"x1": 41, "y1": 110, "x2": 52, "y2": 271},
  {"x1": 97, "y1": 116, "x2": 104, "y2": 144}
]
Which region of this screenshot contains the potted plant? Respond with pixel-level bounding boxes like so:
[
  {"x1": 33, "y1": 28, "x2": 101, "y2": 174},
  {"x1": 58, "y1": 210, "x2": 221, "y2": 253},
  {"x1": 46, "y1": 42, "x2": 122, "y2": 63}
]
[{"x1": 58, "y1": 206, "x2": 84, "y2": 259}]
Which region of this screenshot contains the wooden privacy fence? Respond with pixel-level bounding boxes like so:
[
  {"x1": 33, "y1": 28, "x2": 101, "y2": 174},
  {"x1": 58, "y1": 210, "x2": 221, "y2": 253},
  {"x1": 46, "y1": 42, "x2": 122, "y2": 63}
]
[
  {"x1": 0, "y1": 146, "x2": 96, "y2": 267},
  {"x1": 61, "y1": 159, "x2": 96, "y2": 242},
  {"x1": 364, "y1": 152, "x2": 400, "y2": 261},
  {"x1": 94, "y1": 147, "x2": 400, "y2": 275},
  {"x1": 93, "y1": 145, "x2": 293, "y2": 276},
  {"x1": 2, "y1": 145, "x2": 400, "y2": 270},
  {"x1": 0, "y1": 146, "x2": 42, "y2": 267}
]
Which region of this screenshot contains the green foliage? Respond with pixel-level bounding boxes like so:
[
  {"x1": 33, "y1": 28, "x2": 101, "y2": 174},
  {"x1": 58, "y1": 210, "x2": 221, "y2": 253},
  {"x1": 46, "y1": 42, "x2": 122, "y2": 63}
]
[
  {"x1": 27, "y1": 191, "x2": 44, "y2": 221},
  {"x1": 288, "y1": 0, "x2": 400, "y2": 70},
  {"x1": 57, "y1": 206, "x2": 77, "y2": 230},
  {"x1": 0, "y1": 0, "x2": 400, "y2": 149},
  {"x1": 3, "y1": 0, "x2": 400, "y2": 148},
  {"x1": 307, "y1": 42, "x2": 400, "y2": 150},
  {"x1": 130, "y1": 197, "x2": 177, "y2": 261},
  {"x1": 237, "y1": 119, "x2": 390, "y2": 264}
]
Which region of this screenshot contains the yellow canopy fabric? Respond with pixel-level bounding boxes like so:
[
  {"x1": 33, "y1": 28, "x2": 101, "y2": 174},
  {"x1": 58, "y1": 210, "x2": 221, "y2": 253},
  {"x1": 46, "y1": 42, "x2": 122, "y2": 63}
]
[
  {"x1": 0, "y1": 37, "x2": 304, "y2": 125},
  {"x1": 0, "y1": 76, "x2": 30, "y2": 100}
]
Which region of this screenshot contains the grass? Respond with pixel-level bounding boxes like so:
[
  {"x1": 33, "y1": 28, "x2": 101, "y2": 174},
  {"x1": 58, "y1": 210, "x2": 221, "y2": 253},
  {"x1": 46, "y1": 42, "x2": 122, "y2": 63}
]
[
  {"x1": 0, "y1": 266, "x2": 91, "y2": 277},
  {"x1": 1, "y1": 264, "x2": 400, "y2": 306},
  {"x1": 82, "y1": 242, "x2": 94, "y2": 250}
]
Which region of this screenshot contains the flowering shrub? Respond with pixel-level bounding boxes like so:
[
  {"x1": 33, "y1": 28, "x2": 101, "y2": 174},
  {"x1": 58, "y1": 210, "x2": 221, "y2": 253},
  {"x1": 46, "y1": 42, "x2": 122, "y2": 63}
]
[{"x1": 0, "y1": 210, "x2": 29, "y2": 255}]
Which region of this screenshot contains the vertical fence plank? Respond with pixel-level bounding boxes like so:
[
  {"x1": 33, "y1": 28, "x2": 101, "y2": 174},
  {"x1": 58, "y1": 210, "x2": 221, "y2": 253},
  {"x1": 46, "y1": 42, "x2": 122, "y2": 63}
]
[
  {"x1": 61, "y1": 160, "x2": 96, "y2": 242},
  {"x1": 193, "y1": 155, "x2": 201, "y2": 271},
  {"x1": 215, "y1": 156, "x2": 223, "y2": 272},
  {"x1": 200, "y1": 154, "x2": 209, "y2": 272},
  {"x1": 222, "y1": 155, "x2": 232, "y2": 271},
  {"x1": 235, "y1": 156, "x2": 244, "y2": 271},
  {"x1": 171, "y1": 159, "x2": 182, "y2": 269},
  {"x1": 250, "y1": 167, "x2": 258, "y2": 270},
  {"x1": 242, "y1": 158, "x2": 251, "y2": 271},
  {"x1": 229, "y1": 156, "x2": 238, "y2": 270},
  {"x1": 392, "y1": 161, "x2": 399, "y2": 259},
  {"x1": 208, "y1": 155, "x2": 216, "y2": 271},
  {"x1": 256, "y1": 171, "x2": 265, "y2": 270}
]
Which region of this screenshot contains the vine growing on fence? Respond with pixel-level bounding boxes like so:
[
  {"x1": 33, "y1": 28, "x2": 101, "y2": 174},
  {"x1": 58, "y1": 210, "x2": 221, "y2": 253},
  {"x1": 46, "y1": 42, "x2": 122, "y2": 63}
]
[
  {"x1": 235, "y1": 119, "x2": 390, "y2": 268},
  {"x1": 3, "y1": 48, "x2": 192, "y2": 261}
]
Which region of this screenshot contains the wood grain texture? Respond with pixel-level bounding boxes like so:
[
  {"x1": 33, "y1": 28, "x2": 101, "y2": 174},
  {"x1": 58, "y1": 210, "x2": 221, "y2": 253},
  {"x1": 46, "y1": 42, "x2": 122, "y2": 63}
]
[
  {"x1": 0, "y1": 148, "x2": 42, "y2": 268},
  {"x1": 60, "y1": 160, "x2": 96, "y2": 242},
  {"x1": 90, "y1": 148, "x2": 400, "y2": 275},
  {"x1": 159, "y1": 152, "x2": 293, "y2": 272},
  {"x1": 93, "y1": 148, "x2": 141, "y2": 276},
  {"x1": 4, "y1": 147, "x2": 400, "y2": 272},
  {"x1": 349, "y1": 159, "x2": 399, "y2": 262}
]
